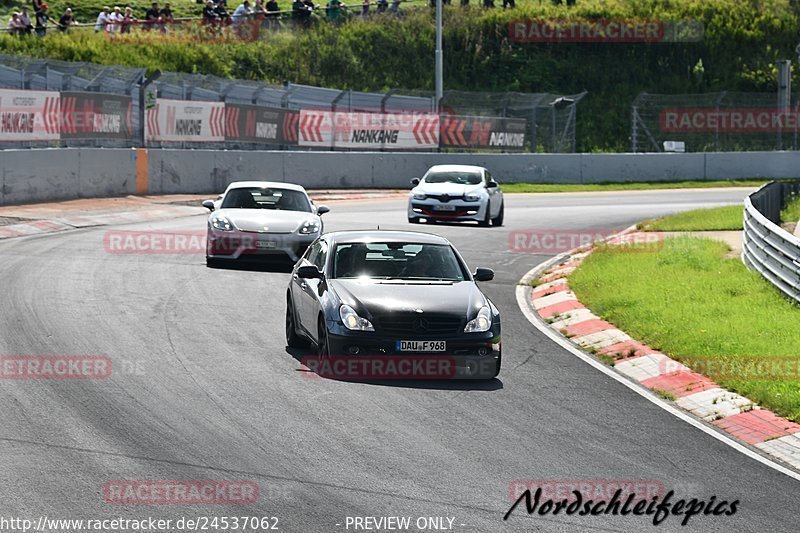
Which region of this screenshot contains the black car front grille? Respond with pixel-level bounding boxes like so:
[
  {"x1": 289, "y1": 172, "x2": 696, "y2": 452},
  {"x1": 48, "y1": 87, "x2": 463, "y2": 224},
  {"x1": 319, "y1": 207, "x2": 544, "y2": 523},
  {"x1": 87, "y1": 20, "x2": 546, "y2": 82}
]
[{"x1": 374, "y1": 313, "x2": 463, "y2": 336}]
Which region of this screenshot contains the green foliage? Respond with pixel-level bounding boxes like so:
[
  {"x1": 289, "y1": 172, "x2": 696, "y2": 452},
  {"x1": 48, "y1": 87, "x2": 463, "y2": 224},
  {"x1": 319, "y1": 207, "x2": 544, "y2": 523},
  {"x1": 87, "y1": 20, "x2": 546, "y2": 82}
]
[{"x1": 1, "y1": 0, "x2": 799, "y2": 151}]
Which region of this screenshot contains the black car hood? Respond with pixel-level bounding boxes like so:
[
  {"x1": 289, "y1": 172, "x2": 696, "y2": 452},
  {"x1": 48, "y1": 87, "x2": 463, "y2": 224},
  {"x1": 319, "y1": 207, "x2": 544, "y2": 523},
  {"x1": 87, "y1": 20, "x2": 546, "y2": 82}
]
[{"x1": 329, "y1": 279, "x2": 487, "y2": 319}]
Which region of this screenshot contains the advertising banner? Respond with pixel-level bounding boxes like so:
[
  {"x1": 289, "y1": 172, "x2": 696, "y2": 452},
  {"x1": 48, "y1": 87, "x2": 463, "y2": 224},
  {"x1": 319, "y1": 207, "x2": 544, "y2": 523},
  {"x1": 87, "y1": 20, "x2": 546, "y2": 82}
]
[
  {"x1": 145, "y1": 98, "x2": 225, "y2": 142},
  {"x1": 61, "y1": 92, "x2": 133, "y2": 140},
  {"x1": 0, "y1": 88, "x2": 60, "y2": 141},
  {"x1": 298, "y1": 110, "x2": 439, "y2": 150},
  {"x1": 224, "y1": 103, "x2": 298, "y2": 145},
  {"x1": 439, "y1": 115, "x2": 527, "y2": 150}
]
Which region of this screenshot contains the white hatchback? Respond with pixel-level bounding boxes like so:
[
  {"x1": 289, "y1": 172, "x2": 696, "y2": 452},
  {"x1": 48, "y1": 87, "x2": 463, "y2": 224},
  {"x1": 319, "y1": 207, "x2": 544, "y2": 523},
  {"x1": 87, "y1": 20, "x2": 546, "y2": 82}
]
[{"x1": 407, "y1": 165, "x2": 504, "y2": 227}]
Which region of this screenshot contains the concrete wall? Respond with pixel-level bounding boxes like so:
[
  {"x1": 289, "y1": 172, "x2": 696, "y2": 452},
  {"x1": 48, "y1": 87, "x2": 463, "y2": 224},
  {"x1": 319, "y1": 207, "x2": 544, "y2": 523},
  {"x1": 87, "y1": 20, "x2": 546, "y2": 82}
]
[{"x1": 3, "y1": 147, "x2": 800, "y2": 205}]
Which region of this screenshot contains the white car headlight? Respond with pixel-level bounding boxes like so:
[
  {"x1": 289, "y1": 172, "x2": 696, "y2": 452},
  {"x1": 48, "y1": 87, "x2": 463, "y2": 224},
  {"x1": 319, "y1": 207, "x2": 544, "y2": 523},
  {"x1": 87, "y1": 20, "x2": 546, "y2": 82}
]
[
  {"x1": 412, "y1": 193, "x2": 427, "y2": 200},
  {"x1": 340, "y1": 304, "x2": 375, "y2": 331},
  {"x1": 463, "y1": 193, "x2": 482, "y2": 202},
  {"x1": 211, "y1": 215, "x2": 234, "y2": 231},
  {"x1": 300, "y1": 219, "x2": 321, "y2": 234},
  {"x1": 464, "y1": 305, "x2": 492, "y2": 333}
]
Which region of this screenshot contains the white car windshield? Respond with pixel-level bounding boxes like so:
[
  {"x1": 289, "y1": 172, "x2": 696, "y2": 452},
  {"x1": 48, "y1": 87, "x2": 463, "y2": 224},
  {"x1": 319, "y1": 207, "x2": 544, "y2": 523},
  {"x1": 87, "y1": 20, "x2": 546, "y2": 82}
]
[
  {"x1": 333, "y1": 243, "x2": 467, "y2": 281},
  {"x1": 424, "y1": 172, "x2": 482, "y2": 185},
  {"x1": 221, "y1": 187, "x2": 312, "y2": 212}
]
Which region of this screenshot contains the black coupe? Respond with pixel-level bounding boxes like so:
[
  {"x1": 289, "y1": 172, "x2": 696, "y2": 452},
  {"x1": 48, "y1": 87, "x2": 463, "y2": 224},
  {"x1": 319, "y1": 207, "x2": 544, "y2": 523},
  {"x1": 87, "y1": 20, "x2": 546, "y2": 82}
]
[{"x1": 286, "y1": 230, "x2": 501, "y2": 379}]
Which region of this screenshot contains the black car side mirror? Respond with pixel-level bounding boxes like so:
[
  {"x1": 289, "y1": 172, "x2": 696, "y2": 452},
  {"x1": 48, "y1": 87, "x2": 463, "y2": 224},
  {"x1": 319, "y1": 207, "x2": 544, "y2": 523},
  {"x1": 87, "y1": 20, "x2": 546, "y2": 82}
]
[
  {"x1": 473, "y1": 267, "x2": 494, "y2": 282},
  {"x1": 411, "y1": 178, "x2": 420, "y2": 186},
  {"x1": 317, "y1": 205, "x2": 330, "y2": 215},
  {"x1": 297, "y1": 265, "x2": 323, "y2": 279},
  {"x1": 486, "y1": 181, "x2": 498, "y2": 188},
  {"x1": 202, "y1": 200, "x2": 215, "y2": 212}
]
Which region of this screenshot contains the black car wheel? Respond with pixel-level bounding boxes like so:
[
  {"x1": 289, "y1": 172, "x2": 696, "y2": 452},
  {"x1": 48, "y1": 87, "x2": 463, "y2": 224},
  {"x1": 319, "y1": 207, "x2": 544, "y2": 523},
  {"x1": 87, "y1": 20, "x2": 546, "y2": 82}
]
[
  {"x1": 478, "y1": 205, "x2": 491, "y2": 227},
  {"x1": 491, "y1": 202, "x2": 504, "y2": 227},
  {"x1": 316, "y1": 316, "x2": 331, "y2": 367},
  {"x1": 285, "y1": 296, "x2": 307, "y2": 348}
]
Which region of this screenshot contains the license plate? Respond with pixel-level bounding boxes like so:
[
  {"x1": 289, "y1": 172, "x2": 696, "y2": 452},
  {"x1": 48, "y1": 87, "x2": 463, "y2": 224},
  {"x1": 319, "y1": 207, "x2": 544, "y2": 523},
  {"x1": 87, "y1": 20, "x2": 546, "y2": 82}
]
[
  {"x1": 396, "y1": 340, "x2": 446, "y2": 352},
  {"x1": 255, "y1": 241, "x2": 277, "y2": 249},
  {"x1": 433, "y1": 204, "x2": 456, "y2": 211}
]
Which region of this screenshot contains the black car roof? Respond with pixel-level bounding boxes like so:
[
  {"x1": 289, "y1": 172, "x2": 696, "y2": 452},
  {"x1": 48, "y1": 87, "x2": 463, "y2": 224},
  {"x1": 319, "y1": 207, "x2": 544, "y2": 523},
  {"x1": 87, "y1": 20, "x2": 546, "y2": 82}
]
[{"x1": 324, "y1": 230, "x2": 451, "y2": 246}]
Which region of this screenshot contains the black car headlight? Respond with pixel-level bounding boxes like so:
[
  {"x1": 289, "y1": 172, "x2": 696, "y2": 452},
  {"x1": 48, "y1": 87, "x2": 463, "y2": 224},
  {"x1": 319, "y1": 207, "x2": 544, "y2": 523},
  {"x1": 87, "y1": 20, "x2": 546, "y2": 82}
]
[
  {"x1": 210, "y1": 215, "x2": 234, "y2": 231},
  {"x1": 464, "y1": 305, "x2": 492, "y2": 333},
  {"x1": 340, "y1": 304, "x2": 375, "y2": 332},
  {"x1": 299, "y1": 219, "x2": 321, "y2": 234}
]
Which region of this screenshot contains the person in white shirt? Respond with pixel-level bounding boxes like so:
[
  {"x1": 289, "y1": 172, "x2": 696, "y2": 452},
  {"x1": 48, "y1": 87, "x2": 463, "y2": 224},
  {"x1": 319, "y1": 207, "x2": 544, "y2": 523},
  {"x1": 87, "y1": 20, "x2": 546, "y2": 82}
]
[
  {"x1": 7, "y1": 13, "x2": 25, "y2": 35},
  {"x1": 107, "y1": 6, "x2": 123, "y2": 33},
  {"x1": 95, "y1": 6, "x2": 111, "y2": 32}
]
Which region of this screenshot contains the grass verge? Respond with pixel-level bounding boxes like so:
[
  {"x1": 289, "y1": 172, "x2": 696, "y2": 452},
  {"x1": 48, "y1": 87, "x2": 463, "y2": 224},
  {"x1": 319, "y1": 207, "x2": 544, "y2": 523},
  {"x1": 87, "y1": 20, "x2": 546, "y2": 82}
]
[
  {"x1": 501, "y1": 180, "x2": 766, "y2": 194},
  {"x1": 568, "y1": 236, "x2": 800, "y2": 422},
  {"x1": 637, "y1": 205, "x2": 744, "y2": 232}
]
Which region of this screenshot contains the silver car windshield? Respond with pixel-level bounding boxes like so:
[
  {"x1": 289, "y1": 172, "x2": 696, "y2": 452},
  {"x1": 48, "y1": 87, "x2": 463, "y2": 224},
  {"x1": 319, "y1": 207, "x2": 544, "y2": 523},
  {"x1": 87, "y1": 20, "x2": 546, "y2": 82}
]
[
  {"x1": 332, "y1": 243, "x2": 466, "y2": 281},
  {"x1": 424, "y1": 172, "x2": 482, "y2": 185},
  {"x1": 221, "y1": 187, "x2": 312, "y2": 212}
]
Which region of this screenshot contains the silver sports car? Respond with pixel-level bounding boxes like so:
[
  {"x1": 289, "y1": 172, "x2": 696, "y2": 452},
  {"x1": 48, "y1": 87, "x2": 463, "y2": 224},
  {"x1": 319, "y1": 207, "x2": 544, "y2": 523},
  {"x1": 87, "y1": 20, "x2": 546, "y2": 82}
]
[{"x1": 203, "y1": 181, "x2": 329, "y2": 266}]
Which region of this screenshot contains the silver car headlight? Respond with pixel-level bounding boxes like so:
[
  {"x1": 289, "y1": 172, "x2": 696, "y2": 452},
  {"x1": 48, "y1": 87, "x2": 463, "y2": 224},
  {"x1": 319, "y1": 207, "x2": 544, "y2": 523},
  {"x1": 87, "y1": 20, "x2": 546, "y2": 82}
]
[
  {"x1": 463, "y1": 193, "x2": 482, "y2": 202},
  {"x1": 464, "y1": 305, "x2": 492, "y2": 333},
  {"x1": 210, "y1": 215, "x2": 234, "y2": 231},
  {"x1": 340, "y1": 304, "x2": 375, "y2": 331},
  {"x1": 300, "y1": 219, "x2": 321, "y2": 234},
  {"x1": 412, "y1": 193, "x2": 427, "y2": 200}
]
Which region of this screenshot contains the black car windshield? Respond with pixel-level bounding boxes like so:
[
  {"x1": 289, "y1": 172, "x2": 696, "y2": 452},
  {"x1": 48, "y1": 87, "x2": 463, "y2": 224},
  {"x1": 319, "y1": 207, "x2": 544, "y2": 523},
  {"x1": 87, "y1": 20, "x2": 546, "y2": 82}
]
[
  {"x1": 332, "y1": 242, "x2": 467, "y2": 281},
  {"x1": 424, "y1": 171, "x2": 482, "y2": 185},
  {"x1": 221, "y1": 187, "x2": 312, "y2": 212}
]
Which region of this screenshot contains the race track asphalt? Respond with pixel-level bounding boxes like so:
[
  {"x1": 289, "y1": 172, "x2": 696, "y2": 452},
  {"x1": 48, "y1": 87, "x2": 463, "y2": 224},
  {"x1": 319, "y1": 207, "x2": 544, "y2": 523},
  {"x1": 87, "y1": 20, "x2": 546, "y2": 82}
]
[{"x1": 0, "y1": 188, "x2": 796, "y2": 532}]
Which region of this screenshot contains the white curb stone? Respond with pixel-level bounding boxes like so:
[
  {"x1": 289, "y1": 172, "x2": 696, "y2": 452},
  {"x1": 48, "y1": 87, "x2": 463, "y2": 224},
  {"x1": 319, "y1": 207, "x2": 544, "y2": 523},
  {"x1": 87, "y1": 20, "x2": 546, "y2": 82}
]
[
  {"x1": 572, "y1": 329, "x2": 631, "y2": 350},
  {"x1": 675, "y1": 389, "x2": 753, "y2": 421},
  {"x1": 550, "y1": 308, "x2": 599, "y2": 329},
  {"x1": 755, "y1": 435, "x2": 800, "y2": 470},
  {"x1": 614, "y1": 353, "x2": 688, "y2": 382},
  {"x1": 532, "y1": 291, "x2": 577, "y2": 310}
]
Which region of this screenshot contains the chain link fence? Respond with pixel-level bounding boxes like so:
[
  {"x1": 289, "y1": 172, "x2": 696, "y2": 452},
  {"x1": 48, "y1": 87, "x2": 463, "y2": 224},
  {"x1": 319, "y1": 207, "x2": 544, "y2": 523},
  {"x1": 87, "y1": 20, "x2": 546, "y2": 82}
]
[
  {"x1": 632, "y1": 91, "x2": 800, "y2": 153},
  {"x1": 0, "y1": 54, "x2": 583, "y2": 152}
]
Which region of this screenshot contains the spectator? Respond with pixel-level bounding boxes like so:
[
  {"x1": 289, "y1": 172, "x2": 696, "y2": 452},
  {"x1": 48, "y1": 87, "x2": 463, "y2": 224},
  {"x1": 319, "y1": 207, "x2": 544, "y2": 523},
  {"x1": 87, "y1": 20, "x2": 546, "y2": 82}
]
[
  {"x1": 388, "y1": 0, "x2": 401, "y2": 13},
  {"x1": 57, "y1": 7, "x2": 74, "y2": 32},
  {"x1": 7, "y1": 13, "x2": 25, "y2": 35},
  {"x1": 144, "y1": 2, "x2": 160, "y2": 30},
  {"x1": 502, "y1": 0, "x2": 514, "y2": 8},
  {"x1": 482, "y1": 0, "x2": 494, "y2": 7},
  {"x1": 107, "y1": 6, "x2": 123, "y2": 33},
  {"x1": 252, "y1": 0, "x2": 267, "y2": 15},
  {"x1": 461, "y1": 0, "x2": 468, "y2": 5},
  {"x1": 214, "y1": 0, "x2": 232, "y2": 24},
  {"x1": 376, "y1": 0, "x2": 387, "y2": 13},
  {"x1": 232, "y1": 0, "x2": 252, "y2": 24},
  {"x1": 121, "y1": 6, "x2": 137, "y2": 33},
  {"x1": 202, "y1": 0, "x2": 219, "y2": 26},
  {"x1": 34, "y1": 3, "x2": 48, "y2": 36},
  {"x1": 94, "y1": 6, "x2": 110, "y2": 32},
  {"x1": 361, "y1": 0, "x2": 369, "y2": 16},
  {"x1": 19, "y1": 7, "x2": 33, "y2": 34},
  {"x1": 32, "y1": 0, "x2": 43, "y2": 13},
  {"x1": 326, "y1": 0, "x2": 346, "y2": 23},
  {"x1": 265, "y1": 0, "x2": 280, "y2": 28},
  {"x1": 292, "y1": 0, "x2": 311, "y2": 26},
  {"x1": 159, "y1": 1, "x2": 174, "y2": 32}
]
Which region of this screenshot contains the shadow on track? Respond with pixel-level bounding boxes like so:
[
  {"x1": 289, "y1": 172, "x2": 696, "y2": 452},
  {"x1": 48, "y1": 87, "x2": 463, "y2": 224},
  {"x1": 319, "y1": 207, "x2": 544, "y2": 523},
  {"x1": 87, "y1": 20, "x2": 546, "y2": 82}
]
[{"x1": 206, "y1": 258, "x2": 294, "y2": 273}]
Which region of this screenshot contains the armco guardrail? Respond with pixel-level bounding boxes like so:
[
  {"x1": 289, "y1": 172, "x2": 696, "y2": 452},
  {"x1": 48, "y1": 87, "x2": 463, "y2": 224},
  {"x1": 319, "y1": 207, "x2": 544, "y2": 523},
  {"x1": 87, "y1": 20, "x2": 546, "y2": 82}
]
[{"x1": 742, "y1": 181, "x2": 800, "y2": 302}]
